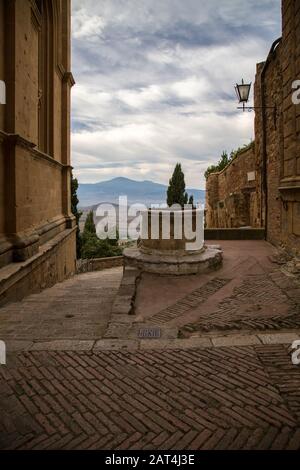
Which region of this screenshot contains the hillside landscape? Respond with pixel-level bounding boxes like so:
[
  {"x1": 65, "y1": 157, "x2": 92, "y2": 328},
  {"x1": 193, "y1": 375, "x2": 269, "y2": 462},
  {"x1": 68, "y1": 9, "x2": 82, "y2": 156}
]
[{"x1": 78, "y1": 177, "x2": 205, "y2": 208}]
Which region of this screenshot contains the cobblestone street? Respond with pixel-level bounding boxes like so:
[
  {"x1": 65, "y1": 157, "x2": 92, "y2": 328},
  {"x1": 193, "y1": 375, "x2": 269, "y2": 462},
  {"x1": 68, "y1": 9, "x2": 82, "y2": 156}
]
[
  {"x1": 0, "y1": 241, "x2": 300, "y2": 450},
  {"x1": 1, "y1": 345, "x2": 300, "y2": 450}
]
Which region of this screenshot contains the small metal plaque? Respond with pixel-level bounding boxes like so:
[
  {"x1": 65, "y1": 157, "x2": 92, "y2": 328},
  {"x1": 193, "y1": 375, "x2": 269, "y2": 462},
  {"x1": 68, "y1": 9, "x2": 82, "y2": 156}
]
[{"x1": 138, "y1": 328, "x2": 161, "y2": 338}]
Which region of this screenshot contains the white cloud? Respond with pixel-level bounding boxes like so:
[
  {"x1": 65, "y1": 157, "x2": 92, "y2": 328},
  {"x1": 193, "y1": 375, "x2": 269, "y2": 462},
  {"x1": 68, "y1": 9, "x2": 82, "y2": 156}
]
[
  {"x1": 72, "y1": 8, "x2": 106, "y2": 39},
  {"x1": 71, "y1": 0, "x2": 281, "y2": 188}
]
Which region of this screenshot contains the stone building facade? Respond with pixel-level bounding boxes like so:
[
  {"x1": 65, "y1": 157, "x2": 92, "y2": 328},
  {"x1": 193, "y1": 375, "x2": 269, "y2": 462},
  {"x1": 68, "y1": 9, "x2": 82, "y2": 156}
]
[
  {"x1": 0, "y1": 0, "x2": 76, "y2": 305},
  {"x1": 206, "y1": 0, "x2": 300, "y2": 256},
  {"x1": 205, "y1": 143, "x2": 262, "y2": 229}
]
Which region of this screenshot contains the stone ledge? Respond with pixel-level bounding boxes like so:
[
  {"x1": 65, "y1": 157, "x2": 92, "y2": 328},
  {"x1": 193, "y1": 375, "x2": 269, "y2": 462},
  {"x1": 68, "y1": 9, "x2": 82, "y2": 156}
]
[
  {"x1": 94, "y1": 339, "x2": 139, "y2": 351},
  {"x1": 140, "y1": 337, "x2": 212, "y2": 350},
  {"x1": 0, "y1": 227, "x2": 76, "y2": 307},
  {"x1": 258, "y1": 332, "x2": 300, "y2": 344},
  {"x1": 104, "y1": 267, "x2": 141, "y2": 338},
  {"x1": 211, "y1": 334, "x2": 261, "y2": 347},
  {"x1": 29, "y1": 340, "x2": 95, "y2": 351},
  {"x1": 76, "y1": 256, "x2": 123, "y2": 274},
  {"x1": 4, "y1": 330, "x2": 300, "y2": 352},
  {"x1": 205, "y1": 228, "x2": 266, "y2": 240}
]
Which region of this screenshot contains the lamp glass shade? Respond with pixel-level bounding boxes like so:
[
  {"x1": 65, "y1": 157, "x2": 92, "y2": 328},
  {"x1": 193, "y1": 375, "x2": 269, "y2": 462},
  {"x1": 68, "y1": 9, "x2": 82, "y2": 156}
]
[{"x1": 235, "y1": 80, "x2": 251, "y2": 103}]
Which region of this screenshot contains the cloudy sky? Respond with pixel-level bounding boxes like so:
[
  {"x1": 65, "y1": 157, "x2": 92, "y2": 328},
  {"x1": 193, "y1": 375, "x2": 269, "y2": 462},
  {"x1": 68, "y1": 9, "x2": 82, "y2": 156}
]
[{"x1": 71, "y1": 0, "x2": 281, "y2": 189}]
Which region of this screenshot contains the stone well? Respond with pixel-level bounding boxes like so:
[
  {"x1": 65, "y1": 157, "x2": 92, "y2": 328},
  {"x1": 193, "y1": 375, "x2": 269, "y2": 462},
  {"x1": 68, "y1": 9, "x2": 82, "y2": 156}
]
[{"x1": 123, "y1": 208, "x2": 222, "y2": 275}]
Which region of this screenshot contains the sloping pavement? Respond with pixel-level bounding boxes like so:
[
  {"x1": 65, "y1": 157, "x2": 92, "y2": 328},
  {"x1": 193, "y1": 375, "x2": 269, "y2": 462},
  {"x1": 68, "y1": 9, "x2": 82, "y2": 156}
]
[{"x1": 0, "y1": 241, "x2": 300, "y2": 449}]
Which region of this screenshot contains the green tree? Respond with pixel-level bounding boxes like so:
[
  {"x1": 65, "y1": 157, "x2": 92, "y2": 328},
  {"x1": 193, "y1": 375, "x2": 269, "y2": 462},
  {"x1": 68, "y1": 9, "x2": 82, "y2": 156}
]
[
  {"x1": 167, "y1": 163, "x2": 189, "y2": 207},
  {"x1": 83, "y1": 210, "x2": 96, "y2": 235},
  {"x1": 71, "y1": 173, "x2": 82, "y2": 258},
  {"x1": 188, "y1": 195, "x2": 195, "y2": 209},
  {"x1": 218, "y1": 151, "x2": 229, "y2": 170},
  {"x1": 205, "y1": 142, "x2": 254, "y2": 179},
  {"x1": 80, "y1": 210, "x2": 123, "y2": 260},
  {"x1": 107, "y1": 228, "x2": 119, "y2": 247},
  {"x1": 81, "y1": 234, "x2": 122, "y2": 260},
  {"x1": 204, "y1": 151, "x2": 229, "y2": 179}
]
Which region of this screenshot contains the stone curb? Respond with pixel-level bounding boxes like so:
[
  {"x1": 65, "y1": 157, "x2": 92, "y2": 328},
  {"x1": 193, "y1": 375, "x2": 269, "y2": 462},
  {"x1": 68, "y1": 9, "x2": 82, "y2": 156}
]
[
  {"x1": 104, "y1": 267, "x2": 141, "y2": 339},
  {"x1": 5, "y1": 331, "x2": 300, "y2": 352}
]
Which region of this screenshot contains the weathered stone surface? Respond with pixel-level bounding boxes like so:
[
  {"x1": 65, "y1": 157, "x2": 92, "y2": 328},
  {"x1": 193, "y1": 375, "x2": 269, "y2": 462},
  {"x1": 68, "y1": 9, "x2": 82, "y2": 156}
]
[
  {"x1": 94, "y1": 339, "x2": 139, "y2": 350},
  {"x1": 6, "y1": 341, "x2": 33, "y2": 352},
  {"x1": 0, "y1": 267, "x2": 122, "y2": 341},
  {"x1": 211, "y1": 335, "x2": 261, "y2": 347},
  {"x1": 30, "y1": 340, "x2": 94, "y2": 351},
  {"x1": 140, "y1": 337, "x2": 212, "y2": 349},
  {"x1": 258, "y1": 333, "x2": 300, "y2": 345},
  {"x1": 206, "y1": 1, "x2": 300, "y2": 257},
  {"x1": 206, "y1": 144, "x2": 259, "y2": 229},
  {"x1": 0, "y1": 0, "x2": 76, "y2": 305},
  {"x1": 124, "y1": 245, "x2": 222, "y2": 275}
]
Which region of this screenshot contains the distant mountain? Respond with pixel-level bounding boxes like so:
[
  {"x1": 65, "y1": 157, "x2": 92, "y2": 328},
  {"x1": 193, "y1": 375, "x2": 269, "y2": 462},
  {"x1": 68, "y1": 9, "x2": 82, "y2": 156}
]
[{"x1": 77, "y1": 177, "x2": 205, "y2": 208}]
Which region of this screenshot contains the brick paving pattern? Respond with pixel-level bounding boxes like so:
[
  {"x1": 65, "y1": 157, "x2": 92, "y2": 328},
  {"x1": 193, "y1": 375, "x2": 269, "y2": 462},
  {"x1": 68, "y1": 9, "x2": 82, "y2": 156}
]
[
  {"x1": 182, "y1": 272, "x2": 300, "y2": 335},
  {"x1": 149, "y1": 278, "x2": 231, "y2": 325},
  {"x1": 1, "y1": 345, "x2": 300, "y2": 450},
  {"x1": 0, "y1": 241, "x2": 300, "y2": 450}
]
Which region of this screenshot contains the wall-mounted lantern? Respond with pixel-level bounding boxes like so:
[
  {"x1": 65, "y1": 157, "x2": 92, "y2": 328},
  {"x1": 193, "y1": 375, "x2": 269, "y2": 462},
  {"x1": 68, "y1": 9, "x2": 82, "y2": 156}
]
[
  {"x1": 235, "y1": 78, "x2": 277, "y2": 126},
  {"x1": 235, "y1": 79, "x2": 251, "y2": 111}
]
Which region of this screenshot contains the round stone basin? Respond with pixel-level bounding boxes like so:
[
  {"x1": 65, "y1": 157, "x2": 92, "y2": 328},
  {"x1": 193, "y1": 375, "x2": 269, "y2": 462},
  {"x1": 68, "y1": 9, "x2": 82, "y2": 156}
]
[
  {"x1": 139, "y1": 207, "x2": 204, "y2": 256},
  {"x1": 123, "y1": 207, "x2": 222, "y2": 275}
]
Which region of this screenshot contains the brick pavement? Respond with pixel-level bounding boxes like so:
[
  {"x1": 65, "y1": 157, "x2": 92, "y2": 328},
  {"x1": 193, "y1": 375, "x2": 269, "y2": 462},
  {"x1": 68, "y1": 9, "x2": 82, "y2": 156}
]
[
  {"x1": 0, "y1": 241, "x2": 300, "y2": 450},
  {"x1": 1, "y1": 345, "x2": 300, "y2": 450},
  {"x1": 134, "y1": 241, "x2": 300, "y2": 335}
]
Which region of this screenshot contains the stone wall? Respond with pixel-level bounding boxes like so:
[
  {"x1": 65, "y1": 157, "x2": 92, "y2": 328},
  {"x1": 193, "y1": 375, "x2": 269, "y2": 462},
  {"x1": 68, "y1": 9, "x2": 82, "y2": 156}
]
[
  {"x1": 76, "y1": 256, "x2": 124, "y2": 274},
  {"x1": 0, "y1": 227, "x2": 76, "y2": 307},
  {"x1": 0, "y1": 0, "x2": 76, "y2": 304},
  {"x1": 255, "y1": 0, "x2": 300, "y2": 255},
  {"x1": 206, "y1": 0, "x2": 300, "y2": 256},
  {"x1": 206, "y1": 144, "x2": 261, "y2": 228}
]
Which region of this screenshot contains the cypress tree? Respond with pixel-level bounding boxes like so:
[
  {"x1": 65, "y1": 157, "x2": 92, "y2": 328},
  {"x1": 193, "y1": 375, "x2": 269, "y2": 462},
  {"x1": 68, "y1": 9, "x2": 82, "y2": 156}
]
[
  {"x1": 167, "y1": 163, "x2": 189, "y2": 207},
  {"x1": 71, "y1": 172, "x2": 82, "y2": 258}
]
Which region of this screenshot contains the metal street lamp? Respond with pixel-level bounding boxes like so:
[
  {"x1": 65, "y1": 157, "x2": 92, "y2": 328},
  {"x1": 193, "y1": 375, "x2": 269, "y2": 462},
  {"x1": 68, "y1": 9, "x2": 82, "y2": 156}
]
[
  {"x1": 235, "y1": 79, "x2": 251, "y2": 110},
  {"x1": 235, "y1": 78, "x2": 276, "y2": 123}
]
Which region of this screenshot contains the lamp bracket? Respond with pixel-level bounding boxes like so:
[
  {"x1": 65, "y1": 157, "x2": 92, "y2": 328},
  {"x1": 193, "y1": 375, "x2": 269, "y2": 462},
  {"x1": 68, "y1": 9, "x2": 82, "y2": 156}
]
[
  {"x1": 237, "y1": 105, "x2": 277, "y2": 129},
  {"x1": 237, "y1": 106, "x2": 276, "y2": 111}
]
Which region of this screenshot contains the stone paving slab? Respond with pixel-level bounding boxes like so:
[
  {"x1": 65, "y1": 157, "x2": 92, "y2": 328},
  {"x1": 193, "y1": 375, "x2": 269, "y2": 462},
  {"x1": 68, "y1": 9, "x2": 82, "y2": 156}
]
[
  {"x1": 29, "y1": 340, "x2": 95, "y2": 351},
  {"x1": 3, "y1": 330, "x2": 300, "y2": 352},
  {"x1": 0, "y1": 268, "x2": 122, "y2": 341},
  {"x1": 211, "y1": 335, "x2": 261, "y2": 347},
  {"x1": 1, "y1": 344, "x2": 300, "y2": 450},
  {"x1": 258, "y1": 333, "x2": 300, "y2": 345}
]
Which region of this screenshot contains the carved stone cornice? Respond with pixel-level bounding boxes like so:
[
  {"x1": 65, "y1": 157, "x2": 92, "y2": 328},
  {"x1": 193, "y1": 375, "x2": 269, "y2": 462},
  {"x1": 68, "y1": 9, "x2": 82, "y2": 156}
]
[
  {"x1": 63, "y1": 71, "x2": 76, "y2": 87},
  {"x1": 5, "y1": 133, "x2": 36, "y2": 150},
  {"x1": 279, "y1": 176, "x2": 300, "y2": 191},
  {"x1": 0, "y1": 130, "x2": 71, "y2": 170}
]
